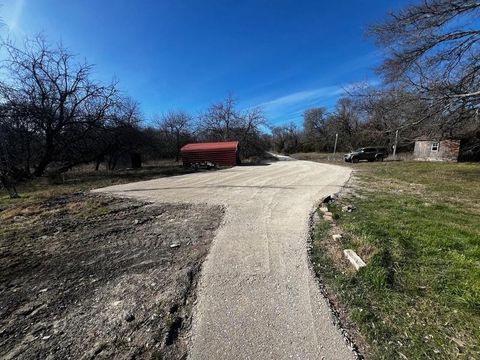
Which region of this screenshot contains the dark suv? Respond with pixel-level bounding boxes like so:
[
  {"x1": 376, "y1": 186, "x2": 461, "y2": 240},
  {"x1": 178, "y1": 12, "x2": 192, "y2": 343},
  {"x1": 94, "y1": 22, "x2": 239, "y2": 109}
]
[{"x1": 344, "y1": 147, "x2": 388, "y2": 163}]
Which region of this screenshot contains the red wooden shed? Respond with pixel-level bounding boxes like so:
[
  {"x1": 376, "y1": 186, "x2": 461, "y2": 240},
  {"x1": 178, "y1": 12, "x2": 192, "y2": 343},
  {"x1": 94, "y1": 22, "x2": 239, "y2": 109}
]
[{"x1": 180, "y1": 141, "x2": 240, "y2": 167}]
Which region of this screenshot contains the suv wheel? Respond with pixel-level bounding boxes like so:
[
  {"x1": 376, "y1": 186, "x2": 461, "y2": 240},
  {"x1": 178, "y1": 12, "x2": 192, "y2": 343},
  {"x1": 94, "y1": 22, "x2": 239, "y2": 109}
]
[
  {"x1": 352, "y1": 157, "x2": 359, "y2": 163},
  {"x1": 376, "y1": 156, "x2": 384, "y2": 162}
]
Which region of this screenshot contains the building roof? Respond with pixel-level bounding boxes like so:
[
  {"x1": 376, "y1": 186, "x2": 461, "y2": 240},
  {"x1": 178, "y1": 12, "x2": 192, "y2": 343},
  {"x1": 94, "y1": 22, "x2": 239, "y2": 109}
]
[
  {"x1": 181, "y1": 141, "x2": 239, "y2": 152},
  {"x1": 414, "y1": 137, "x2": 460, "y2": 142}
]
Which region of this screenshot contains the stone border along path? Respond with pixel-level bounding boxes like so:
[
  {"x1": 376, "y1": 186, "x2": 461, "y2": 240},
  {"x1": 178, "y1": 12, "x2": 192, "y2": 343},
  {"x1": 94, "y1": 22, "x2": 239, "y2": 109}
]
[{"x1": 94, "y1": 160, "x2": 354, "y2": 359}]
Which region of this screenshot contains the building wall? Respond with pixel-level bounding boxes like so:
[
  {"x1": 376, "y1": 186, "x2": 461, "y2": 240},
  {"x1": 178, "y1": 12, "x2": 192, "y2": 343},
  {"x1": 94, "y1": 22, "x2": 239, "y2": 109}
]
[
  {"x1": 413, "y1": 140, "x2": 460, "y2": 162},
  {"x1": 181, "y1": 149, "x2": 238, "y2": 167}
]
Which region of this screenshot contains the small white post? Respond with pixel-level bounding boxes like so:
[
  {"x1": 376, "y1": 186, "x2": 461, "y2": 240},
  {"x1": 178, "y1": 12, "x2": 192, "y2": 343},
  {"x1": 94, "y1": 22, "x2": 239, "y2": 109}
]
[
  {"x1": 393, "y1": 129, "x2": 399, "y2": 159},
  {"x1": 332, "y1": 133, "x2": 338, "y2": 161}
]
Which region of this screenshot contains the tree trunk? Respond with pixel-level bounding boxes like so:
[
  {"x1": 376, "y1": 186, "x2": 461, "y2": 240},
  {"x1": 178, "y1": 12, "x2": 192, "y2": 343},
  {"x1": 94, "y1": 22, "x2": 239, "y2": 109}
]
[
  {"x1": 24, "y1": 135, "x2": 31, "y2": 175},
  {"x1": 130, "y1": 152, "x2": 142, "y2": 169},
  {"x1": 175, "y1": 131, "x2": 180, "y2": 162},
  {"x1": 34, "y1": 156, "x2": 50, "y2": 177},
  {"x1": 0, "y1": 176, "x2": 19, "y2": 199},
  {"x1": 34, "y1": 133, "x2": 54, "y2": 177},
  {"x1": 108, "y1": 155, "x2": 118, "y2": 171},
  {"x1": 95, "y1": 155, "x2": 104, "y2": 171}
]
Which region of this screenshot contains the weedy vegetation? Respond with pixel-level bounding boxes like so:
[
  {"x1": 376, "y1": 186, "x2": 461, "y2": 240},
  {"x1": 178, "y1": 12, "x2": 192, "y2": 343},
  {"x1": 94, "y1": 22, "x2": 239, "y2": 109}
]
[
  {"x1": 312, "y1": 161, "x2": 480, "y2": 359},
  {"x1": 0, "y1": 161, "x2": 193, "y2": 210}
]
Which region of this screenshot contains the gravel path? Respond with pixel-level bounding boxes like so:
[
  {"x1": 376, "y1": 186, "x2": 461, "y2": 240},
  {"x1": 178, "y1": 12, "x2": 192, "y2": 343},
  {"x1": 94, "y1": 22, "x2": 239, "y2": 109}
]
[{"x1": 94, "y1": 160, "x2": 353, "y2": 359}]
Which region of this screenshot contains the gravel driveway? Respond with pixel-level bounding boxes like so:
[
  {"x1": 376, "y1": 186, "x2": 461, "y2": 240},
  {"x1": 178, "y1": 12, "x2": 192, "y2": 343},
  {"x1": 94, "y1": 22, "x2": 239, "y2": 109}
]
[{"x1": 95, "y1": 160, "x2": 353, "y2": 359}]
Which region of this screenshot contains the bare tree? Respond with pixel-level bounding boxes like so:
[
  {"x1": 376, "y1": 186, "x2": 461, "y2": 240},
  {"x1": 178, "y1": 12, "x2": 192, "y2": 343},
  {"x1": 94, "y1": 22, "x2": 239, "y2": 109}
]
[
  {"x1": 90, "y1": 97, "x2": 144, "y2": 170},
  {"x1": 157, "y1": 111, "x2": 192, "y2": 161},
  {"x1": 302, "y1": 107, "x2": 327, "y2": 151},
  {"x1": 271, "y1": 122, "x2": 301, "y2": 154},
  {"x1": 369, "y1": 0, "x2": 480, "y2": 128},
  {"x1": 0, "y1": 131, "x2": 19, "y2": 198},
  {"x1": 199, "y1": 95, "x2": 239, "y2": 141},
  {"x1": 237, "y1": 106, "x2": 268, "y2": 157},
  {"x1": 0, "y1": 36, "x2": 118, "y2": 176},
  {"x1": 329, "y1": 98, "x2": 362, "y2": 150},
  {"x1": 241, "y1": 107, "x2": 266, "y2": 141},
  {"x1": 198, "y1": 95, "x2": 268, "y2": 158}
]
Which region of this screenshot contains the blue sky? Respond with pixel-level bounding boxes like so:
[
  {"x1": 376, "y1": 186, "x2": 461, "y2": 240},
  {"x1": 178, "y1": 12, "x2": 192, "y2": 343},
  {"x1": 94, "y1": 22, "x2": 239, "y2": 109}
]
[{"x1": 1, "y1": 0, "x2": 408, "y2": 125}]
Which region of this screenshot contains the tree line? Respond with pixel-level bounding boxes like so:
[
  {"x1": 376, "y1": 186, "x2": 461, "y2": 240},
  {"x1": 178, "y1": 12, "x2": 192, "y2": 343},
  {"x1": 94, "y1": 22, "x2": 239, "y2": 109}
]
[
  {"x1": 2, "y1": 0, "x2": 479, "y2": 197},
  {"x1": 272, "y1": 0, "x2": 480, "y2": 158},
  {"x1": 0, "y1": 37, "x2": 269, "y2": 197}
]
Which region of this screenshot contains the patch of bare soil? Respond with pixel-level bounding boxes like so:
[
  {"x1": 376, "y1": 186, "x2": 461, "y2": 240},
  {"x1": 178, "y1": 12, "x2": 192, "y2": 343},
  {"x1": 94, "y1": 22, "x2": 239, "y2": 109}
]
[{"x1": 0, "y1": 193, "x2": 224, "y2": 359}]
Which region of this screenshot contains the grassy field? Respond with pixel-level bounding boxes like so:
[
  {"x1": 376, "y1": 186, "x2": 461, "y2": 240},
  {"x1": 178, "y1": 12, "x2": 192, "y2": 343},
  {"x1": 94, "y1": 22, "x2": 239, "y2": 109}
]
[
  {"x1": 291, "y1": 151, "x2": 414, "y2": 163},
  {"x1": 312, "y1": 161, "x2": 480, "y2": 359},
  {"x1": 291, "y1": 152, "x2": 344, "y2": 162}
]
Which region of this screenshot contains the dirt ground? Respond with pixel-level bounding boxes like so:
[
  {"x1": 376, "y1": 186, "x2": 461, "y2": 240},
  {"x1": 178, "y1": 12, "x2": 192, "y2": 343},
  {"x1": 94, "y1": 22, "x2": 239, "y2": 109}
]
[
  {"x1": 95, "y1": 161, "x2": 354, "y2": 359},
  {"x1": 0, "y1": 193, "x2": 224, "y2": 359}
]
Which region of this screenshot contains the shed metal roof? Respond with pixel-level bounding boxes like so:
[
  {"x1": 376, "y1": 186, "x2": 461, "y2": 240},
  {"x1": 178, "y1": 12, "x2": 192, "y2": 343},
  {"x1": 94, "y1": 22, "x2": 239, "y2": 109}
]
[{"x1": 181, "y1": 141, "x2": 239, "y2": 152}]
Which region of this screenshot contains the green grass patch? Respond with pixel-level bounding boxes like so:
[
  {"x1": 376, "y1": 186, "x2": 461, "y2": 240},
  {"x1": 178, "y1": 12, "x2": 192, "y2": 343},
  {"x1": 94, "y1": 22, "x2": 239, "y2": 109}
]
[{"x1": 312, "y1": 161, "x2": 480, "y2": 359}]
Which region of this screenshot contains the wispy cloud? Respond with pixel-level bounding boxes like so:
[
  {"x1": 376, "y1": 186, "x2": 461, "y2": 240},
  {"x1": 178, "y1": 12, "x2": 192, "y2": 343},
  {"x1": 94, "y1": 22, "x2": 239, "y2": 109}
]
[
  {"x1": 255, "y1": 79, "x2": 379, "y2": 125},
  {"x1": 5, "y1": 0, "x2": 25, "y2": 33},
  {"x1": 259, "y1": 85, "x2": 344, "y2": 111}
]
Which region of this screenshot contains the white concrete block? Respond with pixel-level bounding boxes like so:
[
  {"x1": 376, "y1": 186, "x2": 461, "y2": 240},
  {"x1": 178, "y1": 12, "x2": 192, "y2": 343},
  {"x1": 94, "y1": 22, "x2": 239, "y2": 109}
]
[{"x1": 343, "y1": 249, "x2": 366, "y2": 270}]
